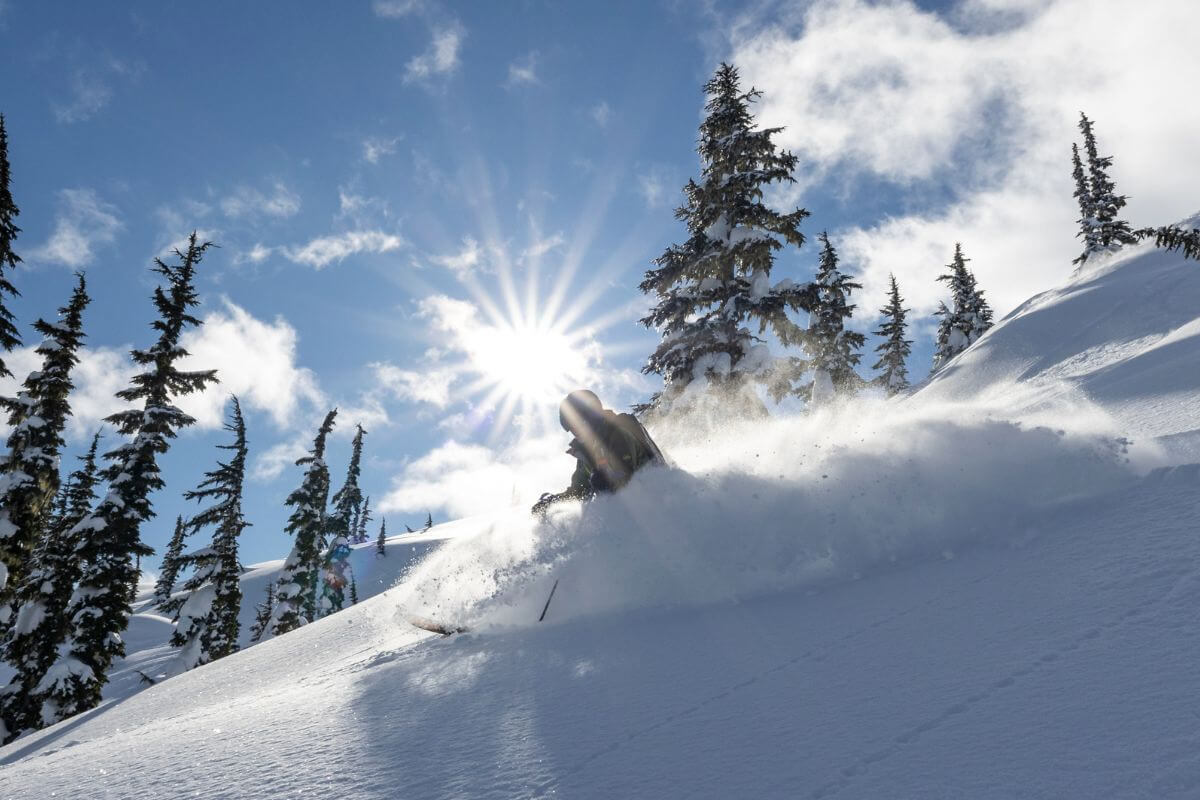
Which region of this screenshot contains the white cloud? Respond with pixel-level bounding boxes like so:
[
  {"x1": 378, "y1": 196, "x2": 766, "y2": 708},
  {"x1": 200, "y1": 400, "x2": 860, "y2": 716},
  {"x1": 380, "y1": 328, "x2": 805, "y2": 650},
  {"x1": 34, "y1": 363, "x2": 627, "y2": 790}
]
[
  {"x1": 0, "y1": 343, "x2": 135, "y2": 440},
  {"x1": 373, "y1": 361, "x2": 457, "y2": 407},
  {"x1": 378, "y1": 435, "x2": 567, "y2": 518},
  {"x1": 431, "y1": 236, "x2": 484, "y2": 278},
  {"x1": 253, "y1": 439, "x2": 309, "y2": 482},
  {"x1": 404, "y1": 25, "x2": 463, "y2": 83},
  {"x1": 362, "y1": 136, "x2": 401, "y2": 164},
  {"x1": 31, "y1": 188, "x2": 122, "y2": 267},
  {"x1": 177, "y1": 298, "x2": 325, "y2": 430},
  {"x1": 283, "y1": 230, "x2": 405, "y2": 269},
  {"x1": 220, "y1": 182, "x2": 301, "y2": 219},
  {"x1": 237, "y1": 243, "x2": 274, "y2": 264},
  {"x1": 53, "y1": 70, "x2": 113, "y2": 124},
  {"x1": 506, "y1": 52, "x2": 539, "y2": 87},
  {"x1": 729, "y1": 0, "x2": 1200, "y2": 317},
  {"x1": 590, "y1": 101, "x2": 612, "y2": 127},
  {"x1": 637, "y1": 165, "x2": 676, "y2": 209},
  {"x1": 520, "y1": 231, "x2": 565, "y2": 263},
  {"x1": 373, "y1": 0, "x2": 425, "y2": 17}
]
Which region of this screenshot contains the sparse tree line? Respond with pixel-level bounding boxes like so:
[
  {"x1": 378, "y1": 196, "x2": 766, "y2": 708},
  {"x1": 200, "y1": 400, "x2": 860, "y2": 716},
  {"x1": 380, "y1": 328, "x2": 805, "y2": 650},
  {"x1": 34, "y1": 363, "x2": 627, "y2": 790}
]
[
  {"x1": 0, "y1": 115, "x2": 443, "y2": 745},
  {"x1": 635, "y1": 65, "x2": 1198, "y2": 415}
]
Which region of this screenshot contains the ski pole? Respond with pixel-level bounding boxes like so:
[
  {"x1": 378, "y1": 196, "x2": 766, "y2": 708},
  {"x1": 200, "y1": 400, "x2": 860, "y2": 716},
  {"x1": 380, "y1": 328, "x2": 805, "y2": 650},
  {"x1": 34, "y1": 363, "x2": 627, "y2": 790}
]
[{"x1": 539, "y1": 579, "x2": 559, "y2": 622}]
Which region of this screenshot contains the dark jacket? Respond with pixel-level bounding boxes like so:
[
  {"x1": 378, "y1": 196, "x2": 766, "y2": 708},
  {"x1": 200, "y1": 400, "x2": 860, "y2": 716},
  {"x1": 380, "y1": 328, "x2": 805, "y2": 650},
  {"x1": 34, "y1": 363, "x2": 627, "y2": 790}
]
[{"x1": 537, "y1": 411, "x2": 664, "y2": 512}]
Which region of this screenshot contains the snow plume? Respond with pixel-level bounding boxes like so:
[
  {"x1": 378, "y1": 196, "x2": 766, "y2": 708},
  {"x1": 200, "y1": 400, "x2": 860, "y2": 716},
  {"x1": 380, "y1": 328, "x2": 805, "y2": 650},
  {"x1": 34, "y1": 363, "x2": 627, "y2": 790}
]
[{"x1": 392, "y1": 387, "x2": 1151, "y2": 629}]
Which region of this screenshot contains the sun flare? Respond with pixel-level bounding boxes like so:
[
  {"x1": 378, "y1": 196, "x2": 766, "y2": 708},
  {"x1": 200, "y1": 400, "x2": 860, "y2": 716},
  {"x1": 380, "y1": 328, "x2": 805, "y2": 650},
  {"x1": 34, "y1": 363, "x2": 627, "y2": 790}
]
[{"x1": 474, "y1": 320, "x2": 590, "y2": 407}]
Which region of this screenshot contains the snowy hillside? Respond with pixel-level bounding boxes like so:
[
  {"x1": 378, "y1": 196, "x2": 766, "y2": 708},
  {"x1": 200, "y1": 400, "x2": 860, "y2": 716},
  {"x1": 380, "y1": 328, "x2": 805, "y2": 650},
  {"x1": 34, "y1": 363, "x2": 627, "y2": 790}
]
[
  {"x1": 920, "y1": 213, "x2": 1200, "y2": 459},
  {"x1": 3, "y1": 240, "x2": 1200, "y2": 798}
]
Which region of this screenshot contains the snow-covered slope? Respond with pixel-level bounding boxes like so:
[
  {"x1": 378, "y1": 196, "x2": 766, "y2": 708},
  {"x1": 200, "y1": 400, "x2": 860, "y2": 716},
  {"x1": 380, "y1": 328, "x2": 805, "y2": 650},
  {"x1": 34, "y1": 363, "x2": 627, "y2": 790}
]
[
  {"x1": 920, "y1": 214, "x2": 1200, "y2": 459},
  {"x1": 3, "y1": 239, "x2": 1200, "y2": 799}
]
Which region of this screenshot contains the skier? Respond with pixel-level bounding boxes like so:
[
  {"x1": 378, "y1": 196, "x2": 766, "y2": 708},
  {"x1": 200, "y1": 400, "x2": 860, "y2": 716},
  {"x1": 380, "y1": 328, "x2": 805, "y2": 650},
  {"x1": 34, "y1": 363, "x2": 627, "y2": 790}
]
[{"x1": 532, "y1": 389, "x2": 665, "y2": 515}]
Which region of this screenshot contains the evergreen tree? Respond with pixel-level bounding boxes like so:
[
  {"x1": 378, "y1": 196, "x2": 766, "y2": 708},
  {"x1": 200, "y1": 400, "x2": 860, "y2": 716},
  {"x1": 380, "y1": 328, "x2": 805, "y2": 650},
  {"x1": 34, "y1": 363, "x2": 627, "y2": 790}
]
[
  {"x1": 375, "y1": 518, "x2": 387, "y2": 557},
  {"x1": 872, "y1": 274, "x2": 912, "y2": 395},
  {"x1": 1070, "y1": 142, "x2": 1098, "y2": 265},
  {"x1": 248, "y1": 583, "x2": 275, "y2": 643},
  {"x1": 269, "y1": 409, "x2": 337, "y2": 636},
  {"x1": 153, "y1": 516, "x2": 188, "y2": 606},
  {"x1": 319, "y1": 424, "x2": 364, "y2": 616},
  {"x1": 931, "y1": 244, "x2": 992, "y2": 372},
  {"x1": 0, "y1": 432, "x2": 101, "y2": 742},
  {"x1": 349, "y1": 575, "x2": 359, "y2": 606},
  {"x1": 0, "y1": 274, "x2": 90, "y2": 627},
  {"x1": 1133, "y1": 224, "x2": 1200, "y2": 262},
  {"x1": 405, "y1": 523, "x2": 414, "y2": 534},
  {"x1": 424, "y1": 511, "x2": 433, "y2": 531},
  {"x1": 36, "y1": 234, "x2": 218, "y2": 725},
  {"x1": 638, "y1": 62, "x2": 816, "y2": 414},
  {"x1": 329, "y1": 424, "x2": 365, "y2": 545},
  {"x1": 164, "y1": 396, "x2": 249, "y2": 670},
  {"x1": 355, "y1": 496, "x2": 372, "y2": 545},
  {"x1": 803, "y1": 233, "x2": 864, "y2": 405},
  {"x1": 1076, "y1": 113, "x2": 1136, "y2": 262},
  {"x1": 0, "y1": 114, "x2": 23, "y2": 378}
]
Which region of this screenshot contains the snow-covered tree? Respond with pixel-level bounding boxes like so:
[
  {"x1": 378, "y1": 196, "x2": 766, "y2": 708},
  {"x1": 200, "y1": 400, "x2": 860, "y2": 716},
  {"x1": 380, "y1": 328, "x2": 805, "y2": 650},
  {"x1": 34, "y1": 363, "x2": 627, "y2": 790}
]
[
  {"x1": 319, "y1": 423, "x2": 364, "y2": 616},
  {"x1": 153, "y1": 516, "x2": 188, "y2": 606},
  {"x1": 424, "y1": 511, "x2": 433, "y2": 531},
  {"x1": 248, "y1": 583, "x2": 274, "y2": 644},
  {"x1": 1070, "y1": 142, "x2": 1098, "y2": 266},
  {"x1": 0, "y1": 274, "x2": 89, "y2": 627},
  {"x1": 0, "y1": 432, "x2": 100, "y2": 743},
  {"x1": 269, "y1": 409, "x2": 337, "y2": 636},
  {"x1": 931, "y1": 244, "x2": 992, "y2": 373},
  {"x1": 0, "y1": 114, "x2": 23, "y2": 378},
  {"x1": 349, "y1": 576, "x2": 359, "y2": 606},
  {"x1": 872, "y1": 274, "x2": 912, "y2": 395},
  {"x1": 36, "y1": 234, "x2": 218, "y2": 725},
  {"x1": 1074, "y1": 113, "x2": 1136, "y2": 265},
  {"x1": 375, "y1": 518, "x2": 387, "y2": 557},
  {"x1": 164, "y1": 396, "x2": 249, "y2": 670},
  {"x1": 329, "y1": 424, "x2": 365, "y2": 545},
  {"x1": 638, "y1": 62, "x2": 816, "y2": 414},
  {"x1": 354, "y1": 496, "x2": 372, "y2": 545},
  {"x1": 1133, "y1": 224, "x2": 1200, "y2": 262},
  {"x1": 803, "y1": 233, "x2": 864, "y2": 405}
]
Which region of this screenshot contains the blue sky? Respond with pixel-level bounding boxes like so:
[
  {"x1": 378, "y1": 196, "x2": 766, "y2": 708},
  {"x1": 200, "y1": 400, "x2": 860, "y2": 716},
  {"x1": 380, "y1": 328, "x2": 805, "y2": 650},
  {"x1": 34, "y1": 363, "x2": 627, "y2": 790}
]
[{"x1": 0, "y1": 0, "x2": 1196, "y2": 568}]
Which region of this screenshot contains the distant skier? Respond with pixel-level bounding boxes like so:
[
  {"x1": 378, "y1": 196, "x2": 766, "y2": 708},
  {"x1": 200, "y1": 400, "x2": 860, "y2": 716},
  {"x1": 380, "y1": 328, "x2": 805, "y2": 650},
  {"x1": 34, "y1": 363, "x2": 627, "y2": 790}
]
[{"x1": 532, "y1": 389, "x2": 666, "y2": 515}]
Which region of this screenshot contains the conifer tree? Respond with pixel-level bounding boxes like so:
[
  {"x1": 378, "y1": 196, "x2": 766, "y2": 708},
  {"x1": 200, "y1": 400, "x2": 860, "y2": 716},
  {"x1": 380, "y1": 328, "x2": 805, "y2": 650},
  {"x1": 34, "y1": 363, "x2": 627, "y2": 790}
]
[
  {"x1": 319, "y1": 424, "x2": 364, "y2": 616},
  {"x1": 1132, "y1": 224, "x2": 1200, "y2": 262},
  {"x1": 36, "y1": 234, "x2": 218, "y2": 725},
  {"x1": 248, "y1": 583, "x2": 275, "y2": 643},
  {"x1": 164, "y1": 396, "x2": 249, "y2": 670},
  {"x1": 803, "y1": 233, "x2": 864, "y2": 405},
  {"x1": 931, "y1": 244, "x2": 992, "y2": 373},
  {"x1": 153, "y1": 516, "x2": 188, "y2": 606},
  {"x1": 0, "y1": 432, "x2": 101, "y2": 742},
  {"x1": 424, "y1": 511, "x2": 433, "y2": 531},
  {"x1": 329, "y1": 424, "x2": 365, "y2": 545},
  {"x1": 0, "y1": 274, "x2": 90, "y2": 627},
  {"x1": 1076, "y1": 113, "x2": 1136, "y2": 263},
  {"x1": 355, "y1": 496, "x2": 371, "y2": 545},
  {"x1": 349, "y1": 575, "x2": 359, "y2": 606},
  {"x1": 1070, "y1": 142, "x2": 1098, "y2": 265},
  {"x1": 405, "y1": 523, "x2": 414, "y2": 534},
  {"x1": 0, "y1": 114, "x2": 23, "y2": 378},
  {"x1": 638, "y1": 62, "x2": 816, "y2": 414},
  {"x1": 872, "y1": 274, "x2": 912, "y2": 395},
  {"x1": 375, "y1": 518, "x2": 387, "y2": 557},
  {"x1": 269, "y1": 409, "x2": 337, "y2": 636}
]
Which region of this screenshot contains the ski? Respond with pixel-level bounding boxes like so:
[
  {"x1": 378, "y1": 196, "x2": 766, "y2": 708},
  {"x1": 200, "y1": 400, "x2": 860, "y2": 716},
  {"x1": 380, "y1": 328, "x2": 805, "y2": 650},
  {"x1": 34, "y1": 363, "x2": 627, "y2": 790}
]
[{"x1": 407, "y1": 616, "x2": 468, "y2": 636}]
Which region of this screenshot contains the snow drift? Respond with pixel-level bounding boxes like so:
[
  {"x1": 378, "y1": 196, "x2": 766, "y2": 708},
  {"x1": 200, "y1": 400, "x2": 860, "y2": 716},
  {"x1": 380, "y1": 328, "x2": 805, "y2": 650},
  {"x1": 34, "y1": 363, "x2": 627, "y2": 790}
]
[{"x1": 394, "y1": 390, "x2": 1148, "y2": 630}]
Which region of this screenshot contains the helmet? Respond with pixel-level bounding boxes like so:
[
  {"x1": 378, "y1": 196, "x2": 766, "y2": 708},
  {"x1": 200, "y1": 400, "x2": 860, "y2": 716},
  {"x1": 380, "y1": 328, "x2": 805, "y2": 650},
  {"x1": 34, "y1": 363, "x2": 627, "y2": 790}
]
[{"x1": 559, "y1": 389, "x2": 602, "y2": 432}]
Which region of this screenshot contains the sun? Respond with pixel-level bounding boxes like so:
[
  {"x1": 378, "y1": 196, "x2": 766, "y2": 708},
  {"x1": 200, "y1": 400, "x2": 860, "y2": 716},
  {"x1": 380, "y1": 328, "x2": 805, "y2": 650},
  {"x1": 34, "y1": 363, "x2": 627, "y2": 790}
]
[{"x1": 473, "y1": 319, "x2": 591, "y2": 407}]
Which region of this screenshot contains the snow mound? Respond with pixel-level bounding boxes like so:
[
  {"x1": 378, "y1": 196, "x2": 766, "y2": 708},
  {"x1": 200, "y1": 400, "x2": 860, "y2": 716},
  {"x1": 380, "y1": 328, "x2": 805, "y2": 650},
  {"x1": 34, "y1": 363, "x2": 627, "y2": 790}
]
[
  {"x1": 921, "y1": 222, "x2": 1200, "y2": 458},
  {"x1": 393, "y1": 391, "x2": 1148, "y2": 630}
]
